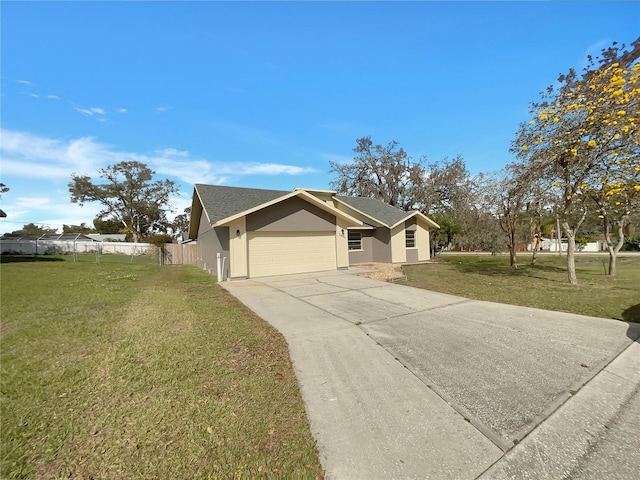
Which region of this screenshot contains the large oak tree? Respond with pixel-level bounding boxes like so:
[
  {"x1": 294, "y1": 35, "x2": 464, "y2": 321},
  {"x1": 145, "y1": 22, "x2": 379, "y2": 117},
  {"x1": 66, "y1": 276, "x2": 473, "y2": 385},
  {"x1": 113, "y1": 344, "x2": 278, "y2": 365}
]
[{"x1": 69, "y1": 161, "x2": 178, "y2": 243}]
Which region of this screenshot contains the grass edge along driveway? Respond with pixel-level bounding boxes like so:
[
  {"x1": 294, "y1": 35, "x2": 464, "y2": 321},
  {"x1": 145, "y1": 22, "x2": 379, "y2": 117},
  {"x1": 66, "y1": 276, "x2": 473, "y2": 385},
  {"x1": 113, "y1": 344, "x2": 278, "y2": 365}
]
[
  {"x1": 402, "y1": 254, "x2": 640, "y2": 323},
  {"x1": 0, "y1": 260, "x2": 323, "y2": 479}
]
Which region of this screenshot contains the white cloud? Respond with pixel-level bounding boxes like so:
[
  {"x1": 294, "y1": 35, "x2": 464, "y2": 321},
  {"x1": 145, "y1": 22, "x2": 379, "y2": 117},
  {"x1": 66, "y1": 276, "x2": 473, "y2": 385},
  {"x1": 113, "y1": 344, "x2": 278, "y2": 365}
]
[
  {"x1": 117, "y1": 108, "x2": 128, "y2": 113},
  {"x1": 17, "y1": 79, "x2": 32, "y2": 85},
  {"x1": 1, "y1": 129, "x2": 318, "y2": 185},
  {"x1": 0, "y1": 129, "x2": 319, "y2": 234},
  {"x1": 156, "y1": 106, "x2": 168, "y2": 113},
  {"x1": 233, "y1": 163, "x2": 316, "y2": 175},
  {"x1": 0, "y1": 129, "x2": 112, "y2": 178},
  {"x1": 155, "y1": 148, "x2": 189, "y2": 157},
  {"x1": 30, "y1": 93, "x2": 39, "y2": 98},
  {"x1": 0, "y1": 197, "x2": 103, "y2": 235},
  {"x1": 74, "y1": 106, "x2": 106, "y2": 118},
  {"x1": 47, "y1": 94, "x2": 60, "y2": 100}
]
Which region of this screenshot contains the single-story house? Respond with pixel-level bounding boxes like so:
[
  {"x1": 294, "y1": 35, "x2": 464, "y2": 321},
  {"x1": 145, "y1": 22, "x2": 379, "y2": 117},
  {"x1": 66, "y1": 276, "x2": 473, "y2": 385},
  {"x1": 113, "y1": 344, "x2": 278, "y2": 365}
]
[{"x1": 188, "y1": 184, "x2": 439, "y2": 279}]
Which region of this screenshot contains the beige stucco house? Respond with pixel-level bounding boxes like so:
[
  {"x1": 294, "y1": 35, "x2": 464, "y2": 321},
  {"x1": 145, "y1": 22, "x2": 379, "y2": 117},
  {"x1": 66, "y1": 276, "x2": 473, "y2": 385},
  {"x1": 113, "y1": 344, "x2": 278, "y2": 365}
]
[{"x1": 188, "y1": 184, "x2": 439, "y2": 279}]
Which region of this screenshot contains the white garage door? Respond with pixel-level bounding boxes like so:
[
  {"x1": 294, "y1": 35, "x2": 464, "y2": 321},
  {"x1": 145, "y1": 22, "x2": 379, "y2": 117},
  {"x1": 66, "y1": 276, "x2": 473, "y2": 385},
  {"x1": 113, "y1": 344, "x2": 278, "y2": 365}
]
[{"x1": 248, "y1": 231, "x2": 337, "y2": 278}]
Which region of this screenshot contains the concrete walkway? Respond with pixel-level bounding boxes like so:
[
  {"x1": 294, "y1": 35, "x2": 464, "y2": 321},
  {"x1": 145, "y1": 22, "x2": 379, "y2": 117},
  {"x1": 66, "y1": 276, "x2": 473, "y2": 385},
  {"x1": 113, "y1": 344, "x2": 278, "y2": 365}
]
[{"x1": 221, "y1": 270, "x2": 640, "y2": 479}]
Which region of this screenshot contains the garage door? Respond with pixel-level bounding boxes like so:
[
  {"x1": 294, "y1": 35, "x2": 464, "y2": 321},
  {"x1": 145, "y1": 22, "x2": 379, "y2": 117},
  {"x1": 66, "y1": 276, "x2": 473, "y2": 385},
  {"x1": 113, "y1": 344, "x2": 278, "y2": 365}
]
[{"x1": 248, "y1": 231, "x2": 337, "y2": 277}]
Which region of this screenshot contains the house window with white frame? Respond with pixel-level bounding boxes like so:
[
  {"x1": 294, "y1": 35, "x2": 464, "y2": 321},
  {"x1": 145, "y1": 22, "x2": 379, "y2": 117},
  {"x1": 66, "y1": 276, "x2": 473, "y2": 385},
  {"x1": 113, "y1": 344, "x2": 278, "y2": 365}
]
[
  {"x1": 405, "y1": 230, "x2": 416, "y2": 248},
  {"x1": 348, "y1": 231, "x2": 362, "y2": 250}
]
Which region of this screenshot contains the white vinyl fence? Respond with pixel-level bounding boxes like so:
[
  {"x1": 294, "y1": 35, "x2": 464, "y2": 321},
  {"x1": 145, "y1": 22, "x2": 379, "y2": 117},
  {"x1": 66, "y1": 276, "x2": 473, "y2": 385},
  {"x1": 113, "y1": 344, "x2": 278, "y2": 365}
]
[{"x1": 0, "y1": 238, "x2": 156, "y2": 256}]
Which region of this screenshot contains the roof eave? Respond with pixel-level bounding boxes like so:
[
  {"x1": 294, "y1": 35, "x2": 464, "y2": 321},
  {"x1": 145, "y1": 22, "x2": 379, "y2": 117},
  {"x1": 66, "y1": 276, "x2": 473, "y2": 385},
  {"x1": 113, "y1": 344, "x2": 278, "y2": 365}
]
[{"x1": 389, "y1": 211, "x2": 440, "y2": 230}]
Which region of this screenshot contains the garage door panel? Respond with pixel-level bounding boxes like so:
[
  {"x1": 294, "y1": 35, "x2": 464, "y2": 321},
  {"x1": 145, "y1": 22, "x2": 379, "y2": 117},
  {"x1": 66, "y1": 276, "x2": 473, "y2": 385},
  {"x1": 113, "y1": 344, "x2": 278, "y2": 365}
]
[{"x1": 248, "y1": 232, "x2": 336, "y2": 277}]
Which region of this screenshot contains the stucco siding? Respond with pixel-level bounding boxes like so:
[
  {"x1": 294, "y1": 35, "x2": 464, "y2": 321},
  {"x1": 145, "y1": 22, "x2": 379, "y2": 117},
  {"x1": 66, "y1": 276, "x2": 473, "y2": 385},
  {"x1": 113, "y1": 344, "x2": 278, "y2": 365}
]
[
  {"x1": 417, "y1": 220, "x2": 431, "y2": 261},
  {"x1": 335, "y1": 219, "x2": 351, "y2": 268},
  {"x1": 229, "y1": 217, "x2": 248, "y2": 279},
  {"x1": 390, "y1": 224, "x2": 407, "y2": 263},
  {"x1": 406, "y1": 248, "x2": 419, "y2": 263},
  {"x1": 348, "y1": 230, "x2": 374, "y2": 264},
  {"x1": 196, "y1": 212, "x2": 230, "y2": 279},
  {"x1": 371, "y1": 228, "x2": 392, "y2": 263},
  {"x1": 246, "y1": 197, "x2": 335, "y2": 232}
]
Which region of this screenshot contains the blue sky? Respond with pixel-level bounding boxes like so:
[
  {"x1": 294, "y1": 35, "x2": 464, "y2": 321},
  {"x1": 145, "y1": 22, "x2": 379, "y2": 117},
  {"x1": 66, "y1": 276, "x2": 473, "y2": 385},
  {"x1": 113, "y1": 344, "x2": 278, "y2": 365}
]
[{"x1": 1, "y1": 1, "x2": 639, "y2": 234}]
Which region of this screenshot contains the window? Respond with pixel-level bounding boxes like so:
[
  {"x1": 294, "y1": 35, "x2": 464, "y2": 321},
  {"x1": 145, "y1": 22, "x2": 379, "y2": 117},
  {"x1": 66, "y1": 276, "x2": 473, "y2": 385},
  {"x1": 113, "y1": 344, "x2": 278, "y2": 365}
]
[
  {"x1": 405, "y1": 230, "x2": 416, "y2": 248},
  {"x1": 348, "y1": 231, "x2": 362, "y2": 250}
]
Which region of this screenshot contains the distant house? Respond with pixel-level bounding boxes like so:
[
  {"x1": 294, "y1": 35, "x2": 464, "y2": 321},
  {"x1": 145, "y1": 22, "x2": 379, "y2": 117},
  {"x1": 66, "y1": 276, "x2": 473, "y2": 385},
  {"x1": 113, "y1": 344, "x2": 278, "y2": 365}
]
[{"x1": 188, "y1": 185, "x2": 439, "y2": 280}]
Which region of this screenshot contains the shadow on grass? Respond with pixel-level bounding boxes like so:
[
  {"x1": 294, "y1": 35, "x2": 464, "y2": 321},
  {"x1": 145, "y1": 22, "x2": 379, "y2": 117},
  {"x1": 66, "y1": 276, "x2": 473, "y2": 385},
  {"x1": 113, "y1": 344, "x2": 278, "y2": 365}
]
[
  {"x1": 623, "y1": 304, "x2": 640, "y2": 328},
  {"x1": 447, "y1": 260, "x2": 568, "y2": 283},
  {"x1": 0, "y1": 255, "x2": 65, "y2": 263}
]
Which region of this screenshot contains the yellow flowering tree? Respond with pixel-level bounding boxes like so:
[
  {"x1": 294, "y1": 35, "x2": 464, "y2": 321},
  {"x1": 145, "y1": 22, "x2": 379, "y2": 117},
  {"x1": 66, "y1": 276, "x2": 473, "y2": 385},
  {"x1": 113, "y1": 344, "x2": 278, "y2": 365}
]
[{"x1": 512, "y1": 38, "x2": 640, "y2": 284}]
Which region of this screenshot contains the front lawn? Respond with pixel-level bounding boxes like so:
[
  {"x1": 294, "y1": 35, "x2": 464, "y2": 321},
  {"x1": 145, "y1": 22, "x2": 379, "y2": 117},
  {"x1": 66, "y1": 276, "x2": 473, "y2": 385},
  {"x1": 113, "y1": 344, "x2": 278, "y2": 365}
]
[
  {"x1": 403, "y1": 254, "x2": 640, "y2": 322},
  {"x1": 0, "y1": 260, "x2": 323, "y2": 478}
]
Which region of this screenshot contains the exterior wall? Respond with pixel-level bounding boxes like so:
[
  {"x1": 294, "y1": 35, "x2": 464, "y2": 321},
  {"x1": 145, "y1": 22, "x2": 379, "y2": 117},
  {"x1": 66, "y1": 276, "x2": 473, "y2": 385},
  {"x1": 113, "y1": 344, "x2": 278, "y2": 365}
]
[
  {"x1": 196, "y1": 211, "x2": 229, "y2": 278},
  {"x1": 228, "y1": 217, "x2": 247, "y2": 279},
  {"x1": 371, "y1": 228, "x2": 392, "y2": 263},
  {"x1": 406, "y1": 248, "x2": 419, "y2": 263},
  {"x1": 335, "y1": 219, "x2": 351, "y2": 268},
  {"x1": 390, "y1": 224, "x2": 407, "y2": 263},
  {"x1": 246, "y1": 197, "x2": 335, "y2": 232},
  {"x1": 405, "y1": 217, "x2": 419, "y2": 263},
  {"x1": 417, "y1": 219, "x2": 431, "y2": 261},
  {"x1": 347, "y1": 230, "x2": 374, "y2": 264}
]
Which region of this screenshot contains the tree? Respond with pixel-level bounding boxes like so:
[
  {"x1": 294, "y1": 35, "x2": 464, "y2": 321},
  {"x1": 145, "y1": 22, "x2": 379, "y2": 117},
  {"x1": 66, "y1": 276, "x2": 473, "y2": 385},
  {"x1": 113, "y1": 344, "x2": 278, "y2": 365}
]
[
  {"x1": 478, "y1": 169, "x2": 532, "y2": 268},
  {"x1": 512, "y1": 39, "x2": 640, "y2": 284},
  {"x1": 11, "y1": 223, "x2": 57, "y2": 235},
  {"x1": 62, "y1": 223, "x2": 97, "y2": 234},
  {"x1": 329, "y1": 137, "x2": 426, "y2": 211},
  {"x1": 93, "y1": 217, "x2": 125, "y2": 234},
  {"x1": 170, "y1": 207, "x2": 191, "y2": 240},
  {"x1": 69, "y1": 161, "x2": 178, "y2": 243}
]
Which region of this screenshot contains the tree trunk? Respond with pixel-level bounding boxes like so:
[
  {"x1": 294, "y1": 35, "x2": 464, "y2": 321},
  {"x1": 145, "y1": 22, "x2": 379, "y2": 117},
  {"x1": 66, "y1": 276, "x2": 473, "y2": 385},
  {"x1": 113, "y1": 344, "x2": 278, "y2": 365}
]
[
  {"x1": 605, "y1": 218, "x2": 626, "y2": 277},
  {"x1": 508, "y1": 230, "x2": 517, "y2": 268},
  {"x1": 556, "y1": 216, "x2": 562, "y2": 256},
  {"x1": 562, "y1": 221, "x2": 578, "y2": 285}
]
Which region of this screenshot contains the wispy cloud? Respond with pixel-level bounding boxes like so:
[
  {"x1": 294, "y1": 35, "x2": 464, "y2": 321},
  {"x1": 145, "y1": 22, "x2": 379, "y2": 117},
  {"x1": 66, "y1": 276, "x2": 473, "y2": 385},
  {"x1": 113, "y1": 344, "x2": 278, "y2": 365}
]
[
  {"x1": 319, "y1": 152, "x2": 352, "y2": 165},
  {"x1": 156, "y1": 106, "x2": 169, "y2": 113},
  {"x1": 0, "y1": 130, "x2": 114, "y2": 179},
  {"x1": 0, "y1": 196, "x2": 103, "y2": 233},
  {"x1": 1, "y1": 129, "x2": 318, "y2": 185},
  {"x1": 74, "y1": 106, "x2": 107, "y2": 119},
  {"x1": 47, "y1": 94, "x2": 60, "y2": 100},
  {"x1": 30, "y1": 93, "x2": 39, "y2": 98},
  {"x1": 17, "y1": 79, "x2": 32, "y2": 85},
  {"x1": 155, "y1": 148, "x2": 189, "y2": 157},
  {"x1": 580, "y1": 39, "x2": 610, "y2": 70},
  {"x1": 117, "y1": 108, "x2": 128, "y2": 113}
]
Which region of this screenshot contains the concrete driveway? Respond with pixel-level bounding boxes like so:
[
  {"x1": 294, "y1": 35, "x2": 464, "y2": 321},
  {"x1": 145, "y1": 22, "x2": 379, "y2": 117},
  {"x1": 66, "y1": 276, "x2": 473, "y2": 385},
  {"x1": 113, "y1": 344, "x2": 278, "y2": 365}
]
[{"x1": 221, "y1": 269, "x2": 640, "y2": 479}]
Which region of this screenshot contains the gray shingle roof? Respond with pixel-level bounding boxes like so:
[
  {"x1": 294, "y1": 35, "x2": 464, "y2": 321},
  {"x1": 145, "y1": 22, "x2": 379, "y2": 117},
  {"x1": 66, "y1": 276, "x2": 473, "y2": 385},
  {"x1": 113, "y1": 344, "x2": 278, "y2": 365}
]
[
  {"x1": 195, "y1": 184, "x2": 289, "y2": 224},
  {"x1": 335, "y1": 196, "x2": 413, "y2": 227}
]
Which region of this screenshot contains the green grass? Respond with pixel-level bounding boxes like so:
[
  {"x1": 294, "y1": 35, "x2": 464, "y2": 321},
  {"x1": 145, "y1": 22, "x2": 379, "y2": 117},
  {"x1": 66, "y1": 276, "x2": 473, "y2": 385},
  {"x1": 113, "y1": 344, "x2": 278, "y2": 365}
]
[
  {"x1": 402, "y1": 254, "x2": 640, "y2": 322},
  {"x1": 1, "y1": 261, "x2": 323, "y2": 479},
  {"x1": 1, "y1": 253, "x2": 158, "y2": 265}
]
